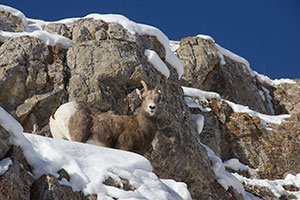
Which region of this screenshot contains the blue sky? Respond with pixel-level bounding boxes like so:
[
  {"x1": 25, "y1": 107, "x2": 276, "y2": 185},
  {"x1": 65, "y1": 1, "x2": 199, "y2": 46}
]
[{"x1": 2, "y1": 0, "x2": 300, "y2": 79}]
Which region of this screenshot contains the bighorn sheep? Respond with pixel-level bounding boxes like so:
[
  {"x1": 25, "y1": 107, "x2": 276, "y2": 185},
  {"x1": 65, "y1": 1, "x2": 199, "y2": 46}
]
[{"x1": 49, "y1": 81, "x2": 161, "y2": 155}]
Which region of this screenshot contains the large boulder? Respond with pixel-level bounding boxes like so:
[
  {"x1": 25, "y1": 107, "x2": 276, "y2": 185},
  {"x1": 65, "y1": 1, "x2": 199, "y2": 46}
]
[
  {"x1": 0, "y1": 145, "x2": 34, "y2": 200},
  {"x1": 0, "y1": 36, "x2": 68, "y2": 134},
  {"x1": 176, "y1": 36, "x2": 274, "y2": 115},
  {"x1": 0, "y1": 10, "x2": 25, "y2": 32},
  {"x1": 272, "y1": 79, "x2": 300, "y2": 114}
]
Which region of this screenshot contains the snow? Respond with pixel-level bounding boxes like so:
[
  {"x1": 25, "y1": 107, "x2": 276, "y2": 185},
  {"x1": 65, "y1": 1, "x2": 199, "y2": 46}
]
[
  {"x1": 216, "y1": 44, "x2": 251, "y2": 71},
  {"x1": 182, "y1": 86, "x2": 290, "y2": 128},
  {"x1": 169, "y1": 40, "x2": 180, "y2": 52},
  {"x1": 191, "y1": 114, "x2": 205, "y2": 134},
  {"x1": 201, "y1": 144, "x2": 249, "y2": 199},
  {"x1": 225, "y1": 100, "x2": 290, "y2": 126},
  {"x1": 256, "y1": 73, "x2": 296, "y2": 86},
  {"x1": 0, "y1": 30, "x2": 72, "y2": 48},
  {"x1": 224, "y1": 158, "x2": 249, "y2": 172},
  {"x1": 182, "y1": 86, "x2": 221, "y2": 102},
  {"x1": 0, "y1": 157, "x2": 12, "y2": 176},
  {"x1": 184, "y1": 97, "x2": 211, "y2": 112},
  {"x1": 234, "y1": 173, "x2": 300, "y2": 199},
  {"x1": 144, "y1": 49, "x2": 170, "y2": 78},
  {"x1": 196, "y1": 34, "x2": 215, "y2": 42},
  {"x1": 0, "y1": 105, "x2": 190, "y2": 200}
]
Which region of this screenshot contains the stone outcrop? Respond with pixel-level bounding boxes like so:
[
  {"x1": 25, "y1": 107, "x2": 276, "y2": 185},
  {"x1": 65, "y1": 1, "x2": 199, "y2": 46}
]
[
  {"x1": 176, "y1": 36, "x2": 274, "y2": 115},
  {"x1": 0, "y1": 10, "x2": 25, "y2": 32},
  {"x1": 272, "y1": 79, "x2": 300, "y2": 114},
  {"x1": 0, "y1": 36, "x2": 68, "y2": 134},
  {"x1": 192, "y1": 98, "x2": 300, "y2": 180}
]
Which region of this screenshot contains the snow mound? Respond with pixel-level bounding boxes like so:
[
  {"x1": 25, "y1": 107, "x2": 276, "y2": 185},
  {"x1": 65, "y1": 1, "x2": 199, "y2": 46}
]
[
  {"x1": 0, "y1": 106, "x2": 191, "y2": 200},
  {"x1": 144, "y1": 49, "x2": 170, "y2": 78}
]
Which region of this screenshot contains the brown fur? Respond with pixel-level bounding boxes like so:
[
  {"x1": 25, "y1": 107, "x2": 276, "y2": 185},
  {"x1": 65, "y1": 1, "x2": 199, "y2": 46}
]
[{"x1": 67, "y1": 82, "x2": 161, "y2": 155}]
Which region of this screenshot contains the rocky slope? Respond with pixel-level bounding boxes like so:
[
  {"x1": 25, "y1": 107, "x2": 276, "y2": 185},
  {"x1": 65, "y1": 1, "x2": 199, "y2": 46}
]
[{"x1": 0, "y1": 5, "x2": 299, "y2": 200}]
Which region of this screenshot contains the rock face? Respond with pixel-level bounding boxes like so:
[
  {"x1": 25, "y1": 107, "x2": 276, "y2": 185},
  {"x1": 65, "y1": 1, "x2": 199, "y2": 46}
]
[
  {"x1": 272, "y1": 79, "x2": 300, "y2": 114},
  {"x1": 0, "y1": 36, "x2": 68, "y2": 134},
  {"x1": 1, "y1": 8, "x2": 300, "y2": 200},
  {"x1": 177, "y1": 36, "x2": 274, "y2": 115},
  {"x1": 0, "y1": 10, "x2": 25, "y2": 32}
]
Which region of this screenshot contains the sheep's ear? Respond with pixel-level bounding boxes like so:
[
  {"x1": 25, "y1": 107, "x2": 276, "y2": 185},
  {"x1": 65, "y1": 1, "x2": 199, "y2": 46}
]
[
  {"x1": 136, "y1": 89, "x2": 143, "y2": 99},
  {"x1": 154, "y1": 85, "x2": 161, "y2": 94}
]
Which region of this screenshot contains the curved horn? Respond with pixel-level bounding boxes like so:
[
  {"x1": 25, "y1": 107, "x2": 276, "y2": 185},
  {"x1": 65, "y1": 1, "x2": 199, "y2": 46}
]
[{"x1": 141, "y1": 80, "x2": 148, "y2": 92}]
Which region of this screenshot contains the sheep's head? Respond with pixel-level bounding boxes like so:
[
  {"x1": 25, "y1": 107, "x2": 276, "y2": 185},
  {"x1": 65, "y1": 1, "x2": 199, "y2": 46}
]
[{"x1": 137, "y1": 81, "x2": 161, "y2": 117}]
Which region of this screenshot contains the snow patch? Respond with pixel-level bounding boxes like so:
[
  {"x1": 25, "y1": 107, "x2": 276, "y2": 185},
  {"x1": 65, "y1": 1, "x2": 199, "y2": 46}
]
[
  {"x1": 224, "y1": 158, "x2": 249, "y2": 172},
  {"x1": 225, "y1": 100, "x2": 290, "y2": 126},
  {"x1": 0, "y1": 157, "x2": 12, "y2": 175},
  {"x1": 234, "y1": 173, "x2": 300, "y2": 199},
  {"x1": 184, "y1": 97, "x2": 211, "y2": 112},
  {"x1": 196, "y1": 34, "x2": 215, "y2": 42},
  {"x1": 201, "y1": 144, "x2": 248, "y2": 199},
  {"x1": 144, "y1": 49, "x2": 170, "y2": 78},
  {"x1": 182, "y1": 86, "x2": 290, "y2": 128},
  {"x1": 216, "y1": 44, "x2": 251, "y2": 71},
  {"x1": 191, "y1": 114, "x2": 205, "y2": 134},
  {"x1": 0, "y1": 30, "x2": 72, "y2": 48},
  {"x1": 182, "y1": 86, "x2": 221, "y2": 102},
  {"x1": 169, "y1": 40, "x2": 180, "y2": 52}
]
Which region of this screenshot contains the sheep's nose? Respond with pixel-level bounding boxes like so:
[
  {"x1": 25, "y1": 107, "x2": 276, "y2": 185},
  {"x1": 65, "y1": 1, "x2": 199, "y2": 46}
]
[{"x1": 149, "y1": 105, "x2": 156, "y2": 110}]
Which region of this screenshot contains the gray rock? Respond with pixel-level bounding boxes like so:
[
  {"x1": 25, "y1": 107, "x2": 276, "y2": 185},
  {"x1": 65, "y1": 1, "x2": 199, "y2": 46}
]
[
  {"x1": 0, "y1": 146, "x2": 34, "y2": 200},
  {"x1": 0, "y1": 36, "x2": 68, "y2": 133},
  {"x1": 44, "y1": 23, "x2": 70, "y2": 38},
  {"x1": 272, "y1": 79, "x2": 300, "y2": 114},
  {"x1": 0, "y1": 126, "x2": 11, "y2": 160},
  {"x1": 70, "y1": 18, "x2": 108, "y2": 43},
  {"x1": 0, "y1": 10, "x2": 25, "y2": 32},
  {"x1": 31, "y1": 173, "x2": 87, "y2": 200},
  {"x1": 177, "y1": 36, "x2": 274, "y2": 115}
]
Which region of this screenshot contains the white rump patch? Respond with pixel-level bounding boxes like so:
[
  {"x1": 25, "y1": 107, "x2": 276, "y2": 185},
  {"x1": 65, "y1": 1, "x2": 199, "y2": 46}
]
[{"x1": 49, "y1": 102, "x2": 79, "y2": 140}]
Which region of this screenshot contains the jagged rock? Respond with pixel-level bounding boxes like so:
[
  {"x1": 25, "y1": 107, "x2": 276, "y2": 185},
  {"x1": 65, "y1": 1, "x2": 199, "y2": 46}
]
[
  {"x1": 0, "y1": 36, "x2": 68, "y2": 133},
  {"x1": 176, "y1": 36, "x2": 273, "y2": 115},
  {"x1": 0, "y1": 126, "x2": 11, "y2": 160},
  {"x1": 44, "y1": 23, "x2": 70, "y2": 38},
  {"x1": 0, "y1": 10, "x2": 25, "y2": 32},
  {"x1": 70, "y1": 18, "x2": 109, "y2": 43},
  {"x1": 272, "y1": 79, "x2": 300, "y2": 114},
  {"x1": 0, "y1": 146, "x2": 34, "y2": 200},
  {"x1": 177, "y1": 36, "x2": 219, "y2": 89},
  {"x1": 244, "y1": 184, "x2": 278, "y2": 200},
  {"x1": 103, "y1": 177, "x2": 135, "y2": 191},
  {"x1": 31, "y1": 173, "x2": 87, "y2": 200},
  {"x1": 198, "y1": 99, "x2": 300, "y2": 179}
]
